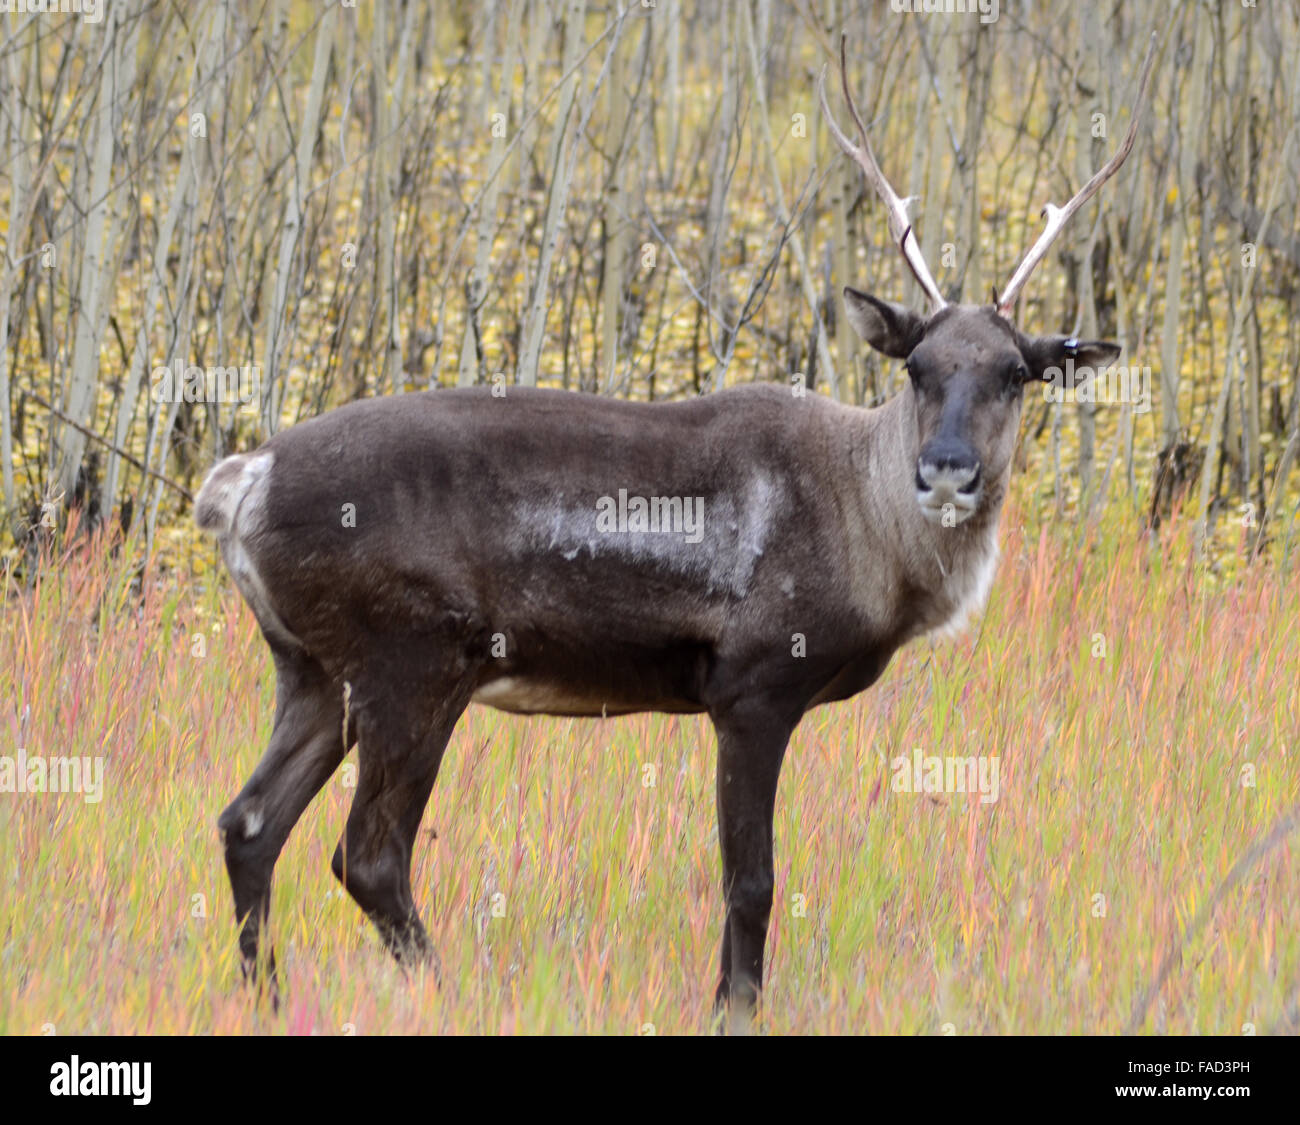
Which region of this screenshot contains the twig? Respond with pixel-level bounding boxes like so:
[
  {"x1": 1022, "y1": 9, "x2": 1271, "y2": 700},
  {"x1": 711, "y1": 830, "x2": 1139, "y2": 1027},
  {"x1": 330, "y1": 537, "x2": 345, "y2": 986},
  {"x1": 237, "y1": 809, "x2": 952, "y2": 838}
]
[
  {"x1": 28, "y1": 394, "x2": 194, "y2": 504},
  {"x1": 1126, "y1": 804, "x2": 1300, "y2": 1033}
]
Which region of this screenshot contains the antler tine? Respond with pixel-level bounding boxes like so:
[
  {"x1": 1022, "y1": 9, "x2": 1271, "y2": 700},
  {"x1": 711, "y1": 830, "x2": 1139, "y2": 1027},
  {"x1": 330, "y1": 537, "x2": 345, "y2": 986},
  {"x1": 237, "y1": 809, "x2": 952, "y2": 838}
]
[
  {"x1": 997, "y1": 32, "x2": 1159, "y2": 320},
  {"x1": 818, "y1": 37, "x2": 947, "y2": 313}
]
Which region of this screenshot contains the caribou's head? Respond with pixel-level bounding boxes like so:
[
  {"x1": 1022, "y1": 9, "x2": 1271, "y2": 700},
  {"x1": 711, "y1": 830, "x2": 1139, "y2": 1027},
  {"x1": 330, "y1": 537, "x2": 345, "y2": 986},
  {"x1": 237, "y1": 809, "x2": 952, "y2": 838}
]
[
  {"x1": 842, "y1": 295, "x2": 1121, "y2": 524},
  {"x1": 821, "y1": 35, "x2": 1154, "y2": 526}
]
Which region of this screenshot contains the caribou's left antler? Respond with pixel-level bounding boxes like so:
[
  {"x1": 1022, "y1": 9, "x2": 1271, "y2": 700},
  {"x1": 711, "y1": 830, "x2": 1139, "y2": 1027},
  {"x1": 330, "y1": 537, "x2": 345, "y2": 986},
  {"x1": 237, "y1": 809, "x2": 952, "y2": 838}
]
[
  {"x1": 996, "y1": 32, "x2": 1159, "y2": 320},
  {"x1": 819, "y1": 37, "x2": 947, "y2": 313}
]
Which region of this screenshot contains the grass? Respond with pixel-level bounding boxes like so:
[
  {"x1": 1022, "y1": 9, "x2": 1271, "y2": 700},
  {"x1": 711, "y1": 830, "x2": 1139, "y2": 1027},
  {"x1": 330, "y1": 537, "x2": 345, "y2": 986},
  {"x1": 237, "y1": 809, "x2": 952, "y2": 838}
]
[{"x1": 1, "y1": 494, "x2": 1297, "y2": 1035}]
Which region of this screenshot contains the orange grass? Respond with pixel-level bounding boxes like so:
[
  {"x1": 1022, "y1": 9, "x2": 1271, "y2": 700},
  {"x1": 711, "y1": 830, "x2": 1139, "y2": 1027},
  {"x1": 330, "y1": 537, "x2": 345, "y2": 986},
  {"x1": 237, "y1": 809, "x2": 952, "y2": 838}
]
[{"x1": 1, "y1": 498, "x2": 1298, "y2": 1034}]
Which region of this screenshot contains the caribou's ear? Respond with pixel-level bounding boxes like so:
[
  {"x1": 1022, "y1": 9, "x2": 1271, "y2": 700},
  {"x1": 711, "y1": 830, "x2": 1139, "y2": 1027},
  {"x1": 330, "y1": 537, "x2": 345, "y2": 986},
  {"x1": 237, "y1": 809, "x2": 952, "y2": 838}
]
[
  {"x1": 1018, "y1": 333, "x2": 1123, "y2": 382},
  {"x1": 842, "y1": 288, "x2": 928, "y2": 359}
]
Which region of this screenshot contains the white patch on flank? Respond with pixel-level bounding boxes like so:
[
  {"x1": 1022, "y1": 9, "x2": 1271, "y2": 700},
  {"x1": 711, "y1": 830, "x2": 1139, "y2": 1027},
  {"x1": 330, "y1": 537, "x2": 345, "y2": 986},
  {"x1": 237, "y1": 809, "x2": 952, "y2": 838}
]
[
  {"x1": 730, "y1": 470, "x2": 775, "y2": 591},
  {"x1": 514, "y1": 472, "x2": 783, "y2": 599}
]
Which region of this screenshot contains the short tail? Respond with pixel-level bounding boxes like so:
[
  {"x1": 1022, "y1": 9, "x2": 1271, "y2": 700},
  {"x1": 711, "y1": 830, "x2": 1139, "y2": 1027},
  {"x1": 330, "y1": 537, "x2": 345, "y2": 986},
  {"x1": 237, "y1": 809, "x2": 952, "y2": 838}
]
[{"x1": 194, "y1": 452, "x2": 272, "y2": 536}]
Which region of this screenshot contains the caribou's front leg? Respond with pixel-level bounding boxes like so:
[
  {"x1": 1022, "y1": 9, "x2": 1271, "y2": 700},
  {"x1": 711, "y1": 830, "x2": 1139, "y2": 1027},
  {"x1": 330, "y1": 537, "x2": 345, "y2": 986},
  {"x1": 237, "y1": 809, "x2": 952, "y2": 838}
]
[{"x1": 710, "y1": 699, "x2": 797, "y2": 1033}]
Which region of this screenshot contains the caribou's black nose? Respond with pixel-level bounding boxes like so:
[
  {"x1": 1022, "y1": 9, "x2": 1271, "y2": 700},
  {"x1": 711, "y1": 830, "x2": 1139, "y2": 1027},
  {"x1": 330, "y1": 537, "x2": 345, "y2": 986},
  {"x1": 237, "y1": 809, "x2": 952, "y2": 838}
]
[
  {"x1": 919, "y1": 437, "x2": 980, "y2": 479},
  {"x1": 916, "y1": 438, "x2": 983, "y2": 522}
]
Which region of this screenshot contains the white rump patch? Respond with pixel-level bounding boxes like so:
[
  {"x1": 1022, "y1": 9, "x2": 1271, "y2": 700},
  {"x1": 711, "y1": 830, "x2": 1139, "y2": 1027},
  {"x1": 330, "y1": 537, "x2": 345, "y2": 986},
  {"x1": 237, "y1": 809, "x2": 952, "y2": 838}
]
[
  {"x1": 201, "y1": 452, "x2": 305, "y2": 650},
  {"x1": 195, "y1": 452, "x2": 271, "y2": 534}
]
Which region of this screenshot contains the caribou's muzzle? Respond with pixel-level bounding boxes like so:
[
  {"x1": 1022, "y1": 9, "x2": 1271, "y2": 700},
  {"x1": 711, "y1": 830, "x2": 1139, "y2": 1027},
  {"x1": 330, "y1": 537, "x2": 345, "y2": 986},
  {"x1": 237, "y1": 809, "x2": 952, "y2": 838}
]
[{"x1": 916, "y1": 441, "x2": 982, "y2": 525}]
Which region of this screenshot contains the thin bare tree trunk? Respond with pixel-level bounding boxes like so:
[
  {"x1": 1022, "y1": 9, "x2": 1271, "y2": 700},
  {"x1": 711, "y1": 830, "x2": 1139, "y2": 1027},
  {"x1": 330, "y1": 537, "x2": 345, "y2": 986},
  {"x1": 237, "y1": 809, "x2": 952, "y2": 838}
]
[
  {"x1": 1195, "y1": 110, "x2": 1295, "y2": 557},
  {"x1": 664, "y1": 0, "x2": 682, "y2": 187},
  {"x1": 1073, "y1": 2, "x2": 1102, "y2": 499},
  {"x1": 741, "y1": 0, "x2": 836, "y2": 398},
  {"x1": 375, "y1": 0, "x2": 416, "y2": 393},
  {"x1": 1236, "y1": 8, "x2": 1262, "y2": 510},
  {"x1": 263, "y1": 4, "x2": 335, "y2": 432},
  {"x1": 601, "y1": 22, "x2": 628, "y2": 392},
  {"x1": 519, "y1": 0, "x2": 589, "y2": 386},
  {"x1": 1158, "y1": 11, "x2": 1209, "y2": 454},
  {"x1": 103, "y1": 4, "x2": 225, "y2": 516},
  {"x1": 0, "y1": 20, "x2": 35, "y2": 519},
  {"x1": 704, "y1": 0, "x2": 737, "y2": 391},
  {"x1": 460, "y1": 0, "x2": 522, "y2": 387},
  {"x1": 58, "y1": 7, "x2": 121, "y2": 502}
]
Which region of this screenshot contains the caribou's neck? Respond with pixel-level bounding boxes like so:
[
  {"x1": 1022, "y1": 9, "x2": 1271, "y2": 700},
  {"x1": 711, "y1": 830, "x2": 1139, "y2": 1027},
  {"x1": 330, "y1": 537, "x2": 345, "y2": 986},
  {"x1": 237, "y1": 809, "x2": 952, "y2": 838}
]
[{"x1": 842, "y1": 385, "x2": 1008, "y2": 642}]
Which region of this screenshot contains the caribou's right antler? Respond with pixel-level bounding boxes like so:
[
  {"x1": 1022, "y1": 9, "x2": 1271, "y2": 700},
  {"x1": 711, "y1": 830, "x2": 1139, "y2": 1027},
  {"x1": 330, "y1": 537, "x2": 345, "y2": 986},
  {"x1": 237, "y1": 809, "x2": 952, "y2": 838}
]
[
  {"x1": 996, "y1": 32, "x2": 1158, "y2": 320},
  {"x1": 818, "y1": 37, "x2": 947, "y2": 314}
]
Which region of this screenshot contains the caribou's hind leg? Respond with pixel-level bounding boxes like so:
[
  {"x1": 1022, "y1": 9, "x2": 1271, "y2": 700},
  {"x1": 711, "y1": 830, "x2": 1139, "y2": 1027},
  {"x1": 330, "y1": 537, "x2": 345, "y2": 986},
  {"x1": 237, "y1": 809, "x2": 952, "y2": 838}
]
[
  {"x1": 218, "y1": 646, "x2": 350, "y2": 1001},
  {"x1": 330, "y1": 661, "x2": 476, "y2": 969}
]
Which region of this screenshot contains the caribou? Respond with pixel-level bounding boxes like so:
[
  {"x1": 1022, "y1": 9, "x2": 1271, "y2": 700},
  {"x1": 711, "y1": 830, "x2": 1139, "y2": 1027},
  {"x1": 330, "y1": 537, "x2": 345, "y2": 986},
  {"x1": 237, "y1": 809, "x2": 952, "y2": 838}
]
[{"x1": 197, "y1": 36, "x2": 1155, "y2": 1030}]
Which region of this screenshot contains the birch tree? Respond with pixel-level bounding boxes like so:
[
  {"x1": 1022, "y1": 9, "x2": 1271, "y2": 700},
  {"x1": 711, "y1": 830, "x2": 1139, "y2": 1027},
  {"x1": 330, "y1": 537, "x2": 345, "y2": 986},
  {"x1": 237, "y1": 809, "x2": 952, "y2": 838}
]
[
  {"x1": 58, "y1": 8, "x2": 122, "y2": 503},
  {"x1": 262, "y1": 4, "x2": 335, "y2": 433},
  {"x1": 519, "y1": 0, "x2": 589, "y2": 387}
]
